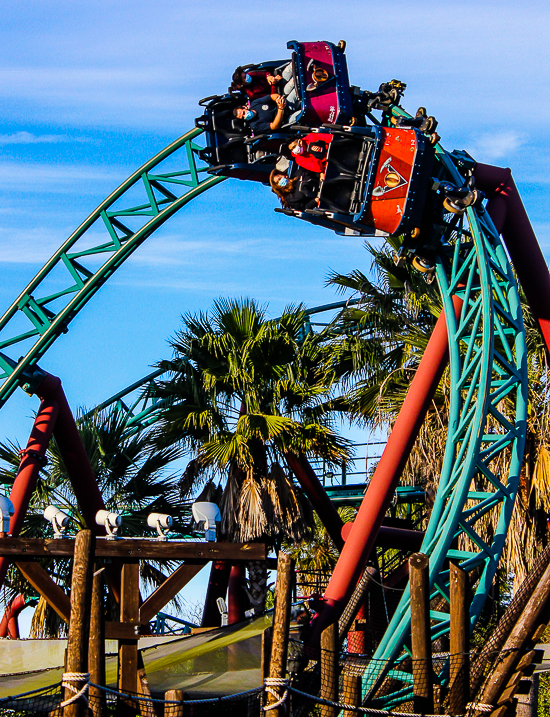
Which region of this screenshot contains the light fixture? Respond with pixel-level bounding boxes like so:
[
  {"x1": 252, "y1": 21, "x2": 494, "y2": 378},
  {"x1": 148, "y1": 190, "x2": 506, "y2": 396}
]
[
  {"x1": 43, "y1": 505, "x2": 70, "y2": 538},
  {"x1": 216, "y1": 597, "x2": 228, "y2": 626},
  {"x1": 95, "y1": 509, "x2": 122, "y2": 539},
  {"x1": 147, "y1": 513, "x2": 173, "y2": 541},
  {"x1": 191, "y1": 502, "x2": 221, "y2": 542},
  {"x1": 0, "y1": 495, "x2": 14, "y2": 534}
]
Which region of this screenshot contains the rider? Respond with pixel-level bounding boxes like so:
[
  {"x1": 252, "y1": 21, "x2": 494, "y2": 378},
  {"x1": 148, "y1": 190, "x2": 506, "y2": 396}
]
[
  {"x1": 287, "y1": 133, "x2": 333, "y2": 175},
  {"x1": 269, "y1": 168, "x2": 320, "y2": 211},
  {"x1": 233, "y1": 94, "x2": 287, "y2": 133},
  {"x1": 230, "y1": 67, "x2": 282, "y2": 100}
]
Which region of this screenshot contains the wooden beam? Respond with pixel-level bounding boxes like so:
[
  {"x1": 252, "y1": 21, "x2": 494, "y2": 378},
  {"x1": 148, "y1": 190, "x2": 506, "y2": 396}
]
[
  {"x1": 16, "y1": 561, "x2": 70, "y2": 623},
  {"x1": 105, "y1": 621, "x2": 141, "y2": 640},
  {"x1": 89, "y1": 569, "x2": 106, "y2": 717},
  {"x1": 342, "y1": 673, "x2": 361, "y2": 717},
  {"x1": 320, "y1": 622, "x2": 338, "y2": 717},
  {"x1": 449, "y1": 562, "x2": 469, "y2": 715},
  {"x1": 0, "y1": 538, "x2": 266, "y2": 561},
  {"x1": 140, "y1": 562, "x2": 206, "y2": 624},
  {"x1": 409, "y1": 552, "x2": 434, "y2": 714},
  {"x1": 165, "y1": 690, "x2": 184, "y2": 717},
  {"x1": 119, "y1": 560, "x2": 140, "y2": 697}
]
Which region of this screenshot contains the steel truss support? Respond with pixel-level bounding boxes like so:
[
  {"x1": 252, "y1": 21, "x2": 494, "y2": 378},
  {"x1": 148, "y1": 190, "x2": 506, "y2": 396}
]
[
  {"x1": 312, "y1": 296, "x2": 462, "y2": 640},
  {"x1": 313, "y1": 140, "x2": 527, "y2": 708}
]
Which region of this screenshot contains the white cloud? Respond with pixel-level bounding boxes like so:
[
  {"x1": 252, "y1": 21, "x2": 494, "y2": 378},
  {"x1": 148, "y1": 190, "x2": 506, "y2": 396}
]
[
  {"x1": 0, "y1": 131, "x2": 90, "y2": 145},
  {"x1": 465, "y1": 131, "x2": 525, "y2": 163}
]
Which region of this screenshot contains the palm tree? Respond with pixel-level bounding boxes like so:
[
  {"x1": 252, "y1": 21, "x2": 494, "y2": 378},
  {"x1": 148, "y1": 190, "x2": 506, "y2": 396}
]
[
  {"x1": 152, "y1": 298, "x2": 352, "y2": 611},
  {"x1": 0, "y1": 406, "x2": 190, "y2": 636}
]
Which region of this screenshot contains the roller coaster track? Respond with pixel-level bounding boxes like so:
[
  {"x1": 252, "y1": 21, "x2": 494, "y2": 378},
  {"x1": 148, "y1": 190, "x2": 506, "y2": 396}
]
[
  {"x1": 363, "y1": 113, "x2": 527, "y2": 705},
  {"x1": 0, "y1": 128, "x2": 224, "y2": 405},
  {"x1": 0, "y1": 116, "x2": 528, "y2": 708}
]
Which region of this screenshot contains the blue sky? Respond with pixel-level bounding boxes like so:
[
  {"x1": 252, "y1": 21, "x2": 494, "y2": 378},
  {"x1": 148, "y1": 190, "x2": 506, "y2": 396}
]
[
  {"x1": 2, "y1": 0, "x2": 550, "y2": 443},
  {"x1": 2, "y1": 0, "x2": 550, "y2": 627}
]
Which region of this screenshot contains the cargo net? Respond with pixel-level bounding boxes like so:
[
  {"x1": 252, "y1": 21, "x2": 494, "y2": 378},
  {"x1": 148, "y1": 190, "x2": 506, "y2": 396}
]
[
  {"x1": 0, "y1": 682, "x2": 263, "y2": 716},
  {"x1": 284, "y1": 638, "x2": 511, "y2": 717},
  {"x1": 0, "y1": 647, "x2": 521, "y2": 717}
]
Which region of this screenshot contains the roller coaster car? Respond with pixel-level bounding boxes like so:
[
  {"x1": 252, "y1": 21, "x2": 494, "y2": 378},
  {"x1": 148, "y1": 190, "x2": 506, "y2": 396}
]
[
  {"x1": 195, "y1": 41, "x2": 354, "y2": 183},
  {"x1": 286, "y1": 40, "x2": 353, "y2": 126},
  {"x1": 281, "y1": 125, "x2": 434, "y2": 237}
]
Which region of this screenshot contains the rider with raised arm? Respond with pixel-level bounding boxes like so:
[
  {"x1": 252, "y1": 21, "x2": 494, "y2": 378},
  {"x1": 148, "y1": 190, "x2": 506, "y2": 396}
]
[{"x1": 233, "y1": 94, "x2": 287, "y2": 133}]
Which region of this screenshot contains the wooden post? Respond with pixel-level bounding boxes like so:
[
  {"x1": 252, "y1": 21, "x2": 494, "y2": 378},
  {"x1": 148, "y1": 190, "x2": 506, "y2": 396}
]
[
  {"x1": 63, "y1": 530, "x2": 96, "y2": 717},
  {"x1": 118, "y1": 560, "x2": 140, "y2": 708},
  {"x1": 320, "y1": 622, "x2": 338, "y2": 717},
  {"x1": 165, "y1": 689, "x2": 184, "y2": 717},
  {"x1": 137, "y1": 651, "x2": 157, "y2": 717},
  {"x1": 449, "y1": 562, "x2": 469, "y2": 715},
  {"x1": 262, "y1": 626, "x2": 273, "y2": 681},
  {"x1": 342, "y1": 673, "x2": 361, "y2": 717},
  {"x1": 265, "y1": 552, "x2": 294, "y2": 717},
  {"x1": 409, "y1": 552, "x2": 433, "y2": 714},
  {"x1": 472, "y1": 559, "x2": 550, "y2": 716},
  {"x1": 88, "y1": 569, "x2": 106, "y2": 717}
]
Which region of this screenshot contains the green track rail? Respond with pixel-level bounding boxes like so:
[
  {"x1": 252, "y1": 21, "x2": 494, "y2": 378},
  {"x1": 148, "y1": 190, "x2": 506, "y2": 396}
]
[{"x1": 0, "y1": 128, "x2": 224, "y2": 404}]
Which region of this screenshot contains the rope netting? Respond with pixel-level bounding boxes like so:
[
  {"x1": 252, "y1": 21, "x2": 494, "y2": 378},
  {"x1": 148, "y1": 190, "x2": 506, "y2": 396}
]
[
  {"x1": 0, "y1": 682, "x2": 264, "y2": 716},
  {"x1": 0, "y1": 643, "x2": 528, "y2": 716},
  {"x1": 285, "y1": 638, "x2": 528, "y2": 717}
]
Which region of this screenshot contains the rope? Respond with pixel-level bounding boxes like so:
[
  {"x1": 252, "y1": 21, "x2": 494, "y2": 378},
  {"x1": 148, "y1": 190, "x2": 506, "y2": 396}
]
[
  {"x1": 0, "y1": 683, "x2": 62, "y2": 703},
  {"x1": 288, "y1": 685, "x2": 465, "y2": 717},
  {"x1": 60, "y1": 672, "x2": 90, "y2": 708},
  {"x1": 263, "y1": 677, "x2": 289, "y2": 710},
  {"x1": 466, "y1": 703, "x2": 494, "y2": 713},
  {"x1": 89, "y1": 682, "x2": 263, "y2": 705}
]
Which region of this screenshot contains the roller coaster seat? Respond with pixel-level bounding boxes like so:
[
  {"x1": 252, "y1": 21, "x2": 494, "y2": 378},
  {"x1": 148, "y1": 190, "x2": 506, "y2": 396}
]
[
  {"x1": 286, "y1": 40, "x2": 353, "y2": 127},
  {"x1": 196, "y1": 94, "x2": 251, "y2": 167}
]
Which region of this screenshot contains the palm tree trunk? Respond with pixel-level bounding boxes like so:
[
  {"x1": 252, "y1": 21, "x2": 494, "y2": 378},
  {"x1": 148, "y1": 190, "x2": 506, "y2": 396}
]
[
  {"x1": 246, "y1": 560, "x2": 269, "y2": 614},
  {"x1": 284, "y1": 452, "x2": 344, "y2": 550}
]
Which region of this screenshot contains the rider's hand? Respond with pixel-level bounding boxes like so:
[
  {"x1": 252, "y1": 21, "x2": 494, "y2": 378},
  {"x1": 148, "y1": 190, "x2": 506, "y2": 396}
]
[
  {"x1": 275, "y1": 96, "x2": 287, "y2": 109},
  {"x1": 266, "y1": 74, "x2": 276, "y2": 85}
]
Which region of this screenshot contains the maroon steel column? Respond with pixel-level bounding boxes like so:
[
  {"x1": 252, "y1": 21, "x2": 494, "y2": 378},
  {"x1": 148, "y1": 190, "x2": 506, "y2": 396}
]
[
  {"x1": 227, "y1": 564, "x2": 248, "y2": 624},
  {"x1": 284, "y1": 452, "x2": 344, "y2": 550},
  {"x1": 0, "y1": 397, "x2": 59, "y2": 587},
  {"x1": 36, "y1": 373, "x2": 108, "y2": 534},
  {"x1": 311, "y1": 295, "x2": 463, "y2": 640},
  {"x1": 474, "y1": 163, "x2": 550, "y2": 352}
]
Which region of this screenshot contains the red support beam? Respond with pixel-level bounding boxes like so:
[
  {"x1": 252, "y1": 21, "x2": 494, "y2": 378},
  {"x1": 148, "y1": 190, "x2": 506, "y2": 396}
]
[
  {"x1": 36, "y1": 374, "x2": 108, "y2": 534},
  {"x1": 0, "y1": 397, "x2": 59, "y2": 587},
  {"x1": 227, "y1": 564, "x2": 248, "y2": 624},
  {"x1": 0, "y1": 593, "x2": 27, "y2": 638},
  {"x1": 310, "y1": 295, "x2": 462, "y2": 641}
]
